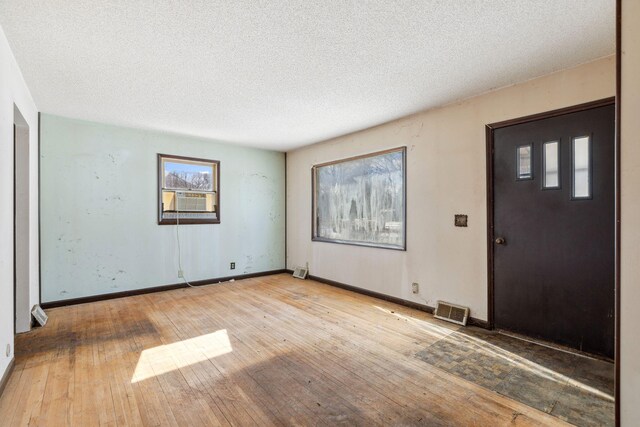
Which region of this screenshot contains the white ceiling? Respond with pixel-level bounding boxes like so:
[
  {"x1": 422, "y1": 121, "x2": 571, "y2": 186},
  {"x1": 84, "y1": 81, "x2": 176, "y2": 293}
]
[{"x1": 0, "y1": 1, "x2": 614, "y2": 151}]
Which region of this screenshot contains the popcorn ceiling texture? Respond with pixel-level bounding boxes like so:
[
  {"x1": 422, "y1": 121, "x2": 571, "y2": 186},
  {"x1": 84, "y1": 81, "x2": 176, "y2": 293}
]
[{"x1": 0, "y1": 1, "x2": 614, "y2": 150}]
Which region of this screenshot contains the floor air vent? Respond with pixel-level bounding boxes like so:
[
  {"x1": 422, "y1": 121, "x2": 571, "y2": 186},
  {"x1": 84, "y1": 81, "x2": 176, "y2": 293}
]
[{"x1": 434, "y1": 301, "x2": 469, "y2": 326}]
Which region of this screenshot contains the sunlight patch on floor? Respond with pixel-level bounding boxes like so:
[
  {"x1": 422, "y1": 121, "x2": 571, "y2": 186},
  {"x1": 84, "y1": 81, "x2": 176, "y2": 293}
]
[
  {"x1": 372, "y1": 305, "x2": 456, "y2": 340},
  {"x1": 131, "y1": 329, "x2": 232, "y2": 383}
]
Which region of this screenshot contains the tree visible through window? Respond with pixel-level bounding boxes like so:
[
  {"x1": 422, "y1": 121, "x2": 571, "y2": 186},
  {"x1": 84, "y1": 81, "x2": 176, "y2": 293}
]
[
  {"x1": 312, "y1": 147, "x2": 406, "y2": 250},
  {"x1": 158, "y1": 154, "x2": 220, "y2": 225}
]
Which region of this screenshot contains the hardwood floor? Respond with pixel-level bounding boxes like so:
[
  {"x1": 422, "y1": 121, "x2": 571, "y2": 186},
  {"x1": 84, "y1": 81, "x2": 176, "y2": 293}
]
[{"x1": 0, "y1": 274, "x2": 569, "y2": 426}]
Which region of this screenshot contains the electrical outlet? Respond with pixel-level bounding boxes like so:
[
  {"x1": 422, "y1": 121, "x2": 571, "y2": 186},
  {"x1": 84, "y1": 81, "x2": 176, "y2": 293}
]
[
  {"x1": 178, "y1": 270, "x2": 184, "y2": 278},
  {"x1": 230, "y1": 262, "x2": 235, "y2": 270},
  {"x1": 412, "y1": 282, "x2": 419, "y2": 294}
]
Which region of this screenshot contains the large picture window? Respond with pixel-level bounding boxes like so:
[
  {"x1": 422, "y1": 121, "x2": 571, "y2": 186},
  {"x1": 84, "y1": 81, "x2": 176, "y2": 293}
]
[
  {"x1": 312, "y1": 147, "x2": 406, "y2": 250},
  {"x1": 158, "y1": 154, "x2": 220, "y2": 225}
]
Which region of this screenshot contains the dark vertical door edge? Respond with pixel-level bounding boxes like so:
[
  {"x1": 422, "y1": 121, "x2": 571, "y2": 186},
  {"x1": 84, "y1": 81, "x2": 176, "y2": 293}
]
[
  {"x1": 614, "y1": 0, "x2": 621, "y2": 424},
  {"x1": 485, "y1": 125, "x2": 495, "y2": 328}
]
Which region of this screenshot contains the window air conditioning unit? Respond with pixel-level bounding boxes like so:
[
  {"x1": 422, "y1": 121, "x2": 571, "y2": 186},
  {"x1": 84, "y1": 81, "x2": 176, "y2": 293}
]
[
  {"x1": 434, "y1": 301, "x2": 469, "y2": 326},
  {"x1": 176, "y1": 191, "x2": 208, "y2": 212}
]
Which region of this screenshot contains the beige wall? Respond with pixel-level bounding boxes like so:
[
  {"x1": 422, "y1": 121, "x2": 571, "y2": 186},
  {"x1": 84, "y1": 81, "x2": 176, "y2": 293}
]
[
  {"x1": 621, "y1": 0, "x2": 640, "y2": 424},
  {"x1": 287, "y1": 56, "x2": 615, "y2": 321}
]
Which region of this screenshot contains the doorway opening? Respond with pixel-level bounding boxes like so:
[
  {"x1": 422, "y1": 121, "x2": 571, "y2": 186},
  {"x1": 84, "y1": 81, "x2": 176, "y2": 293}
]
[{"x1": 14, "y1": 105, "x2": 30, "y2": 334}]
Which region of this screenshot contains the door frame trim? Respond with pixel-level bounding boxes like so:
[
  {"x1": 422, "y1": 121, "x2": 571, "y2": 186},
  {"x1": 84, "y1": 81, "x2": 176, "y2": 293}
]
[
  {"x1": 485, "y1": 96, "x2": 616, "y2": 329},
  {"x1": 13, "y1": 124, "x2": 16, "y2": 335}
]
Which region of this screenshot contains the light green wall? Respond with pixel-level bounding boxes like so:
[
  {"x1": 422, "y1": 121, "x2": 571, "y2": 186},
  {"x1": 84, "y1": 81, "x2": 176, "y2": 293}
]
[{"x1": 40, "y1": 114, "x2": 285, "y2": 302}]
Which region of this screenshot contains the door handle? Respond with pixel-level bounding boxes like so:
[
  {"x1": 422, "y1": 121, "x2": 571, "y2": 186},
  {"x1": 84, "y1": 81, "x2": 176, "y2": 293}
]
[{"x1": 495, "y1": 237, "x2": 506, "y2": 245}]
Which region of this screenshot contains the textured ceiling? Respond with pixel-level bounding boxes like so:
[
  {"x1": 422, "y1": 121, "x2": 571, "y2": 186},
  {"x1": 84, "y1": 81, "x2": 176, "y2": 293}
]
[{"x1": 0, "y1": 1, "x2": 614, "y2": 151}]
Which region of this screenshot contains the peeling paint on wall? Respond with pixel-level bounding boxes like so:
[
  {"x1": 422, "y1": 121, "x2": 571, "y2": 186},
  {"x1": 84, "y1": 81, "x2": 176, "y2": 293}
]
[{"x1": 40, "y1": 114, "x2": 285, "y2": 302}]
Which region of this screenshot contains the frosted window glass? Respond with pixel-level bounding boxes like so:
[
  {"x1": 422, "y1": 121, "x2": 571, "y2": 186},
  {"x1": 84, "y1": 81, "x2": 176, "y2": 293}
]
[
  {"x1": 517, "y1": 145, "x2": 532, "y2": 179},
  {"x1": 543, "y1": 141, "x2": 559, "y2": 188},
  {"x1": 573, "y1": 136, "x2": 590, "y2": 198},
  {"x1": 313, "y1": 148, "x2": 405, "y2": 249}
]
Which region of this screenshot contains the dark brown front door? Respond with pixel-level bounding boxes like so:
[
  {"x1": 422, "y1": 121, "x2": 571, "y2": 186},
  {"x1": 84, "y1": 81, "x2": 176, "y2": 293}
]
[{"x1": 491, "y1": 102, "x2": 615, "y2": 358}]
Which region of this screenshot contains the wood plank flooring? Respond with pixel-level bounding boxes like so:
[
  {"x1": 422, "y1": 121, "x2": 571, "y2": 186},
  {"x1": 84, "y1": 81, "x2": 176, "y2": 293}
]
[{"x1": 0, "y1": 274, "x2": 570, "y2": 426}]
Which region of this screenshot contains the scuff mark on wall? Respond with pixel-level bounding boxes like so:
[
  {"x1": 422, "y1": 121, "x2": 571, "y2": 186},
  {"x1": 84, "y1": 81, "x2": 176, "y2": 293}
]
[
  {"x1": 413, "y1": 122, "x2": 424, "y2": 138},
  {"x1": 243, "y1": 254, "x2": 254, "y2": 274},
  {"x1": 104, "y1": 195, "x2": 123, "y2": 202}
]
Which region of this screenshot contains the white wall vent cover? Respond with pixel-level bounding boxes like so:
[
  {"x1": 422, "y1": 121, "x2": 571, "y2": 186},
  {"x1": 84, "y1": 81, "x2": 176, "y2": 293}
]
[
  {"x1": 31, "y1": 304, "x2": 48, "y2": 327},
  {"x1": 434, "y1": 301, "x2": 469, "y2": 326},
  {"x1": 292, "y1": 267, "x2": 308, "y2": 279}
]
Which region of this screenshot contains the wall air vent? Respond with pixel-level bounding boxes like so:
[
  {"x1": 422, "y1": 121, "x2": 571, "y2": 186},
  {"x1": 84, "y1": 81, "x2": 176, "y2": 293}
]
[
  {"x1": 434, "y1": 301, "x2": 469, "y2": 326},
  {"x1": 31, "y1": 304, "x2": 48, "y2": 327},
  {"x1": 292, "y1": 267, "x2": 308, "y2": 279}
]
